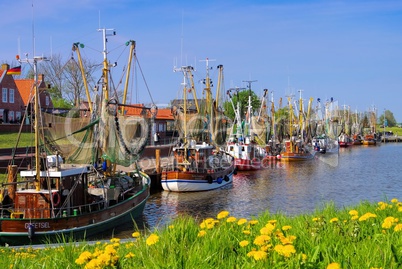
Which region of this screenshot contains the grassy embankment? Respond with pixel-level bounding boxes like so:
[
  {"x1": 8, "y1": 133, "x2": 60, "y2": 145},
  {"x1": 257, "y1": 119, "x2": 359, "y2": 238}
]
[
  {"x1": 1, "y1": 199, "x2": 402, "y2": 268},
  {"x1": 0, "y1": 132, "x2": 34, "y2": 149}
]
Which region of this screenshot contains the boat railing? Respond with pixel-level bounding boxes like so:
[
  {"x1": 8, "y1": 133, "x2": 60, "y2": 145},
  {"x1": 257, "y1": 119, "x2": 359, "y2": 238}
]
[{"x1": 0, "y1": 198, "x2": 116, "y2": 219}]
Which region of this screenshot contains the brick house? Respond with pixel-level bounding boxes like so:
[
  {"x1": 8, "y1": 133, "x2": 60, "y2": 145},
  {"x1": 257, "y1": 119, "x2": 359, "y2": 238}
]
[
  {"x1": 0, "y1": 63, "x2": 53, "y2": 124},
  {"x1": 124, "y1": 105, "x2": 175, "y2": 145},
  {"x1": 0, "y1": 64, "x2": 25, "y2": 123}
]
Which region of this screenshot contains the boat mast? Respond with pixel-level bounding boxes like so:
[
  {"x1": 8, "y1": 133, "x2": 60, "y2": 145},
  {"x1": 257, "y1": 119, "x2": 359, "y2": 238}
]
[
  {"x1": 201, "y1": 58, "x2": 215, "y2": 115},
  {"x1": 215, "y1": 65, "x2": 224, "y2": 110},
  {"x1": 122, "y1": 40, "x2": 136, "y2": 112},
  {"x1": 98, "y1": 28, "x2": 116, "y2": 101},
  {"x1": 17, "y1": 54, "x2": 48, "y2": 191},
  {"x1": 72, "y1": 43, "x2": 93, "y2": 112}
]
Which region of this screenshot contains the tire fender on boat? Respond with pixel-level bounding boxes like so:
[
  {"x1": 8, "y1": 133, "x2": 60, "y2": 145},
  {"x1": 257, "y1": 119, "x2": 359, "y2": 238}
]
[
  {"x1": 217, "y1": 177, "x2": 223, "y2": 184},
  {"x1": 206, "y1": 175, "x2": 213, "y2": 184},
  {"x1": 52, "y1": 192, "x2": 61, "y2": 207},
  {"x1": 28, "y1": 223, "x2": 35, "y2": 239},
  {"x1": 224, "y1": 175, "x2": 230, "y2": 182}
]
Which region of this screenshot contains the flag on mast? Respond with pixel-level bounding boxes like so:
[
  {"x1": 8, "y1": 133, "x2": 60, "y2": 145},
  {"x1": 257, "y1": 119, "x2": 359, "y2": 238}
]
[{"x1": 6, "y1": 65, "x2": 21, "y2": 75}]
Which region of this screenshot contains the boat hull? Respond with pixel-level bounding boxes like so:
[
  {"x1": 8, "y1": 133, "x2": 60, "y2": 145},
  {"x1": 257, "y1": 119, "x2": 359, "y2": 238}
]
[
  {"x1": 0, "y1": 174, "x2": 150, "y2": 246},
  {"x1": 161, "y1": 170, "x2": 234, "y2": 192},
  {"x1": 280, "y1": 152, "x2": 315, "y2": 161}
]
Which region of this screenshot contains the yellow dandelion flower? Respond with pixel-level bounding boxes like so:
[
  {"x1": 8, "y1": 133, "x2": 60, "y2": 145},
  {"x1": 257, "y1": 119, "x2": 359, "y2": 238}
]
[
  {"x1": 260, "y1": 227, "x2": 271, "y2": 235},
  {"x1": 247, "y1": 250, "x2": 267, "y2": 260},
  {"x1": 394, "y1": 224, "x2": 402, "y2": 232},
  {"x1": 168, "y1": 225, "x2": 174, "y2": 229},
  {"x1": 282, "y1": 225, "x2": 292, "y2": 231},
  {"x1": 239, "y1": 240, "x2": 249, "y2": 247},
  {"x1": 260, "y1": 244, "x2": 272, "y2": 252},
  {"x1": 327, "y1": 262, "x2": 341, "y2": 269},
  {"x1": 217, "y1": 210, "x2": 230, "y2": 219},
  {"x1": 274, "y1": 244, "x2": 296, "y2": 258},
  {"x1": 146, "y1": 233, "x2": 159, "y2": 246},
  {"x1": 359, "y1": 212, "x2": 377, "y2": 221},
  {"x1": 351, "y1": 215, "x2": 359, "y2": 220},
  {"x1": 132, "y1": 231, "x2": 140, "y2": 238},
  {"x1": 110, "y1": 238, "x2": 120, "y2": 244},
  {"x1": 249, "y1": 220, "x2": 259, "y2": 225},
  {"x1": 302, "y1": 253, "x2": 307, "y2": 262},
  {"x1": 237, "y1": 218, "x2": 248, "y2": 225},
  {"x1": 312, "y1": 217, "x2": 318, "y2": 222},
  {"x1": 264, "y1": 223, "x2": 275, "y2": 233},
  {"x1": 330, "y1": 218, "x2": 339, "y2": 223},
  {"x1": 349, "y1": 210, "x2": 358, "y2": 216},
  {"x1": 253, "y1": 235, "x2": 271, "y2": 246},
  {"x1": 268, "y1": 219, "x2": 277, "y2": 225},
  {"x1": 382, "y1": 216, "x2": 397, "y2": 229},
  {"x1": 377, "y1": 202, "x2": 388, "y2": 210},
  {"x1": 281, "y1": 235, "x2": 296, "y2": 245},
  {"x1": 227, "y1": 216, "x2": 237, "y2": 223},
  {"x1": 243, "y1": 230, "x2": 251, "y2": 235},
  {"x1": 252, "y1": 250, "x2": 268, "y2": 261},
  {"x1": 75, "y1": 251, "x2": 92, "y2": 265},
  {"x1": 391, "y1": 198, "x2": 398, "y2": 203},
  {"x1": 200, "y1": 218, "x2": 216, "y2": 229},
  {"x1": 125, "y1": 252, "x2": 135, "y2": 259},
  {"x1": 198, "y1": 230, "x2": 207, "y2": 237}
]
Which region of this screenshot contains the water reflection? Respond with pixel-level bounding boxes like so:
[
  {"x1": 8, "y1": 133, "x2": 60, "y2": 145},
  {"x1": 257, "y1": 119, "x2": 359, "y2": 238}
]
[{"x1": 114, "y1": 143, "x2": 402, "y2": 238}]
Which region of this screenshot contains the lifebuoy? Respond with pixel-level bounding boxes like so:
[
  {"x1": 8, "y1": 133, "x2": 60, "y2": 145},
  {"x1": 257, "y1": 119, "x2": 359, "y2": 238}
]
[
  {"x1": 206, "y1": 175, "x2": 213, "y2": 184},
  {"x1": 224, "y1": 175, "x2": 230, "y2": 182},
  {"x1": 52, "y1": 192, "x2": 61, "y2": 207}
]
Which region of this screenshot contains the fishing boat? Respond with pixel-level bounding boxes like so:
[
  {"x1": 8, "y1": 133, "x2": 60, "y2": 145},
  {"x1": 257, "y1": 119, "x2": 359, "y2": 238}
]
[
  {"x1": 362, "y1": 107, "x2": 378, "y2": 146},
  {"x1": 281, "y1": 91, "x2": 316, "y2": 161},
  {"x1": 226, "y1": 87, "x2": 274, "y2": 171},
  {"x1": 0, "y1": 28, "x2": 152, "y2": 245},
  {"x1": 161, "y1": 60, "x2": 235, "y2": 192},
  {"x1": 338, "y1": 133, "x2": 352, "y2": 148}
]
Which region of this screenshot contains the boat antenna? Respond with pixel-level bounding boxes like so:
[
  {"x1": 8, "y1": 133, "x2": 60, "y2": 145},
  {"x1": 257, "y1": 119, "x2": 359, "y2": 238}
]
[
  {"x1": 243, "y1": 80, "x2": 257, "y2": 96},
  {"x1": 31, "y1": 0, "x2": 35, "y2": 57}
]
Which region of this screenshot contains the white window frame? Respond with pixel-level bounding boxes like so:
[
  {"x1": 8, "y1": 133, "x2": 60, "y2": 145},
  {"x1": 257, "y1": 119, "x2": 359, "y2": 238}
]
[
  {"x1": 9, "y1": 89, "x2": 14, "y2": 103},
  {"x1": 46, "y1": 96, "x2": 50, "y2": 106},
  {"x1": 2, "y1": 88, "x2": 7, "y2": 103}
]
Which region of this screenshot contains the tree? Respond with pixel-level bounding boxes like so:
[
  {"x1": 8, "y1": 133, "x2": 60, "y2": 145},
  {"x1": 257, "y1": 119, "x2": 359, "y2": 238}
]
[
  {"x1": 379, "y1": 109, "x2": 397, "y2": 127},
  {"x1": 39, "y1": 53, "x2": 101, "y2": 108},
  {"x1": 223, "y1": 89, "x2": 261, "y2": 121}
]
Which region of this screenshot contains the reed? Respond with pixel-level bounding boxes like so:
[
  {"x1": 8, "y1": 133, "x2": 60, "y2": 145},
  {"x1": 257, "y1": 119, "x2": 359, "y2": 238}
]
[{"x1": 1, "y1": 199, "x2": 401, "y2": 269}]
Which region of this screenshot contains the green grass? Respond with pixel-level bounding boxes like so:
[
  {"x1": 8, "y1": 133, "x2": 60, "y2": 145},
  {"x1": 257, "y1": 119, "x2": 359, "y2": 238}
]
[
  {"x1": 1, "y1": 199, "x2": 402, "y2": 268},
  {"x1": 0, "y1": 132, "x2": 34, "y2": 148}
]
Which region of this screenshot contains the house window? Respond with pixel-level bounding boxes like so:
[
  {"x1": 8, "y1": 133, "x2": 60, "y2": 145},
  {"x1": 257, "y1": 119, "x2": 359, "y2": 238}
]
[
  {"x1": 46, "y1": 96, "x2": 50, "y2": 106},
  {"x1": 2, "y1": 88, "x2": 7, "y2": 103},
  {"x1": 9, "y1": 111, "x2": 14, "y2": 122},
  {"x1": 158, "y1": 123, "x2": 166, "y2": 132},
  {"x1": 9, "y1": 89, "x2": 14, "y2": 103},
  {"x1": 16, "y1": 111, "x2": 21, "y2": 122}
]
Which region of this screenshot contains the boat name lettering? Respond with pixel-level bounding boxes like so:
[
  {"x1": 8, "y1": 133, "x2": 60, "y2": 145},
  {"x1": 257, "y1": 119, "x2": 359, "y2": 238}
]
[{"x1": 25, "y1": 222, "x2": 50, "y2": 229}]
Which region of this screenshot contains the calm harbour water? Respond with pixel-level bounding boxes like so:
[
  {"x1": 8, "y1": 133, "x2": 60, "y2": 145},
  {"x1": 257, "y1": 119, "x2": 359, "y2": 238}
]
[{"x1": 108, "y1": 143, "x2": 402, "y2": 238}]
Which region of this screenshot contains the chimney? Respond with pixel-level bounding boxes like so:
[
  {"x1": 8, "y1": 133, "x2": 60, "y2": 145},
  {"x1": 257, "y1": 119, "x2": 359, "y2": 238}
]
[
  {"x1": 1, "y1": 64, "x2": 10, "y2": 71},
  {"x1": 39, "y1": 74, "x2": 45, "y2": 81}
]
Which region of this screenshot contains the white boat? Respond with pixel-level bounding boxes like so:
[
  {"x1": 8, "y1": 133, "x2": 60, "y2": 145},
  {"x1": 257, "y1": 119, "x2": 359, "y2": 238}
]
[{"x1": 161, "y1": 59, "x2": 235, "y2": 192}]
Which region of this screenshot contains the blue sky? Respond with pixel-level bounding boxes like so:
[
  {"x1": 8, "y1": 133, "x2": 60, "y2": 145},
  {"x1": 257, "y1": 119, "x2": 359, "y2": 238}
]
[{"x1": 1, "y1": 0, "x2": 402, "y2": 121}]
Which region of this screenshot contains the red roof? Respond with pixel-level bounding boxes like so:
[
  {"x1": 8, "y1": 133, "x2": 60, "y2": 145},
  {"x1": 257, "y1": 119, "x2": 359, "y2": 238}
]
[
  {"x1": 14, "y1": 79, "x2": 35, "y2": 105},
  {"x1": 125, "y1": 105, "x2": 173, "y2": 120}
]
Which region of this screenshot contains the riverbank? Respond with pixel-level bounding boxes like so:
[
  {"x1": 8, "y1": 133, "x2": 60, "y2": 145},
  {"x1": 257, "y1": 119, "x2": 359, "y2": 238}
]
[{"x1": 1, "y1": 198, "x2": 401, "y2": 268}]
